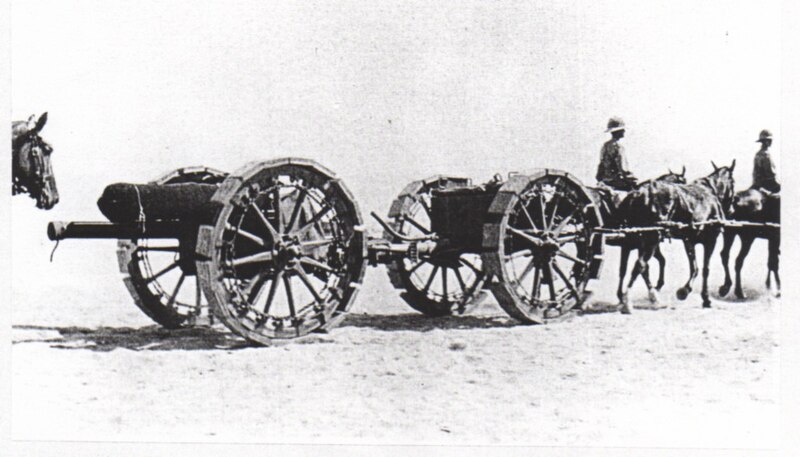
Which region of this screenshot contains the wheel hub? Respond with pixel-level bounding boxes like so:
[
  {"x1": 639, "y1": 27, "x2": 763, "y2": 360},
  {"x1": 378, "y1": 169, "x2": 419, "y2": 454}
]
[{"x1": 273, "y1": 238, "x2": 303, "y2": 267}]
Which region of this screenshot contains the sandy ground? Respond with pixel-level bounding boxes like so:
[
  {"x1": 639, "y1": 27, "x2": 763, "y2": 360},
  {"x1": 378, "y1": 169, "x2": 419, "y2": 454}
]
[{"x1": 10, "y1": 232, "x2": 781, "y2": 449}]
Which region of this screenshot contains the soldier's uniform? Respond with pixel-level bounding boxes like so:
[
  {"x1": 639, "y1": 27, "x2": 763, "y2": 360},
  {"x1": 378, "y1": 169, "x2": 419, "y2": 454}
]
[
  {"x1": 596, "y1": 118, "x2": 637, "y2": 191},
  {"x1": 752, "y1": 129, "x2": 780, "y2": 193}
]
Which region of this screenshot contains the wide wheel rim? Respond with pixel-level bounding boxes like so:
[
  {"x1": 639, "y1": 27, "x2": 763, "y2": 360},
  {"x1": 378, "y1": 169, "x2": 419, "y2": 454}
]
[
  {"x1": 386, "y1": 177, "x2": 486, "y2": 316},
  {"x1": 198, "y1": 161, "x2": 366, "y2": 343},
  {"x1": 485, "y1": 174, "x2": 598, "y2": 323}
]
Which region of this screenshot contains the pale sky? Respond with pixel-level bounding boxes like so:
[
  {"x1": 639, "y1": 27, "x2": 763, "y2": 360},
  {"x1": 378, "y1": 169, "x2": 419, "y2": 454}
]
[
  {"x1": 12, "y1": 0, "x2": 781, "y2": 216},
  {"x1": 9, "y1": 0, "x2": 783, "y2": 281}
]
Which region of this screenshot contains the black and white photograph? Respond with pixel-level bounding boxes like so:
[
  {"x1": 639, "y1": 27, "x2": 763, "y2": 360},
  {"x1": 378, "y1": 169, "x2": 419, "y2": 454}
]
[{"x1": 3, "y1": 1, "x2": 798, "y2": 455}]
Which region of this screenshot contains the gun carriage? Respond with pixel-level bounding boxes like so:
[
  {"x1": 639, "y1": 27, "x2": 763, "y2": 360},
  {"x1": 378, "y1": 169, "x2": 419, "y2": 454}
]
[{"x1": 49, "y1": 158, "x2": 608, "y2": 345}]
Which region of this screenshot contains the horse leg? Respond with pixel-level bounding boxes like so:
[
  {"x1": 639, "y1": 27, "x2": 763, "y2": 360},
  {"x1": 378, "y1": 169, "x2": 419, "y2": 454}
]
[
  {"x1": 768, "y1": 236, "x2": 780, "y2": 298},
  {"x1": 718, "y1": 230, "x2": 735, "y2": 297},
  {"x1": 654, "y1": 245, "x2": 666, "y2": 291},
  {"x1": 617, "y1": 245, "x2": 631, "y2": 306},
  {"x1": 639, "y1": 242, "x2": 660, "y2": 304},
  {"x1": 676, "y1": 240, "x2": 697, "y2": 301},
  {"x1": 734, "y1": 235, "x2": 755, "y2": 299},
  {"x1": 621, "y1": 243, "x2": 649, "y2": 315},
  {"x1": 700, "y1": 233, "x2": 718, "y2": 308}
]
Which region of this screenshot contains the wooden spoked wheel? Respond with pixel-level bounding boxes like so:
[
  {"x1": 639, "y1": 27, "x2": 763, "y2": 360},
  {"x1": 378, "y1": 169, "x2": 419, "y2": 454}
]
[
  {"x1": 117, "y1": 166, "x2": 228, "y2": 328},
  {"x1": 483, "y1": 172, "x2": 602, "y2": 323},
  {"x1": 196, "y1": 159, "x2": 366, "y2": 344},
  {"x1": 385, "y1": 176, "x2": 488, "y2": 316}
]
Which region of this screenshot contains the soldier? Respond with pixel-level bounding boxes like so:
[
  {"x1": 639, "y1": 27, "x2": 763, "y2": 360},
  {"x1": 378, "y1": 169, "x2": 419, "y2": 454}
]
[
  {"x1": 596, "y1": 117, "x2": 638, "y2": 191},
  {"x1": 752, "y1": 129, "x2": 780, "y2": 193}
]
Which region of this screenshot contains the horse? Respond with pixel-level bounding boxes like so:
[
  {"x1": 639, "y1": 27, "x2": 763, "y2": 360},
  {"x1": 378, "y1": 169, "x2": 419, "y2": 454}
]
[
  {"x1": 12, "y1": 112, "x2": 59, "y2": 209},
  {"x1": 616, "y1": 160, "x2": 736, "y2": 313},
  {"x1": 718, "y1": 188, "x2": 780, "y2": 299},
  {"x1": 613, "y1": 167, "x2": 687, "y2": 307}
]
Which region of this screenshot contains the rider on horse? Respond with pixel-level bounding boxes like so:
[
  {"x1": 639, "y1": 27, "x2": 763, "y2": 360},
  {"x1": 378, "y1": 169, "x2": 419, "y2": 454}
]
[
  {"x1": 596, "y1": 117, "x2": 638, "y2": 192},
  {"x1": 752, "y1": 129, "x2": 780, "y2": 193}
]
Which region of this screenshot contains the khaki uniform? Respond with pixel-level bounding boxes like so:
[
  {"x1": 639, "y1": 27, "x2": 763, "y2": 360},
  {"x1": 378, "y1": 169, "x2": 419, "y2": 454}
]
[
  {"x1": 596, "y1": 139, "x2": 637, "y2": 190},
  {"x1": 752, "y1": 149, "x2": 780, "y2": 193}
]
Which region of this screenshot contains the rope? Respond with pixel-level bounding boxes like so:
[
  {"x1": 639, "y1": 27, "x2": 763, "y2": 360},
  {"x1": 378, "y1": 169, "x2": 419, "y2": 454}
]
[
  {"x1": 134, "y1": 185, "x2": 146, "y2": 235},
  {"x1": 49, "y1": 239, "x2": 60, "y2": 262}
]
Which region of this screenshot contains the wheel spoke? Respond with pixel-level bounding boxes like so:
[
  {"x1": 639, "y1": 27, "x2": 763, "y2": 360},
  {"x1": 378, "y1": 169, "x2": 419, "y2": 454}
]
[
  {"x1": 519, "y1": 199, "x2": 538, "y2": 230},
  {"x1": 454, "y1": 268, "x2": 467, "y2": 294},
  {"x1": 250, "y1": 203, "x2": 279, "y2": 240},
  {"x1": 553, "y1": 208, "x2": 579, "y2": 234},
  {"x1": 508, "y1": 227, "x2": 545, "y2": 247},
  {"x1": 147, "y1": 261, "x2": 179, "y2": 283},
  {"x1": 538, "y1": 194, "x2": 548, "y2": 229},
  {"x1": 407, "y1": 260, "x2": 426, "y2": 275},
  {"x1": 423, "y1": 265, "x2": 439, "y2": 293},
  {"x1": 242, "y1": 271, "x2": 268, "y2": 301},
  {"x1": 531, "y1": 267, "x2": 542, "y2": 301},
  {"x1": 294, "y1": 264, "x2": 323, "y2": 304},
  {"x1": 459, "y1": 257, "x2": 481, "y2": 276},
  {"x1": 299, "y1": 256, "x2": 335, "y2": 274},
  {"x1": 552, "y1": 262, "x2": 580, "y2": 299},
  {"x1": 263, "y1": 271, "x2": 283, "y2": 314},
  {"x1": 300, "y1": 238, "x2": 335, "y2": 249},
  {"x1": 506, "y1": 249, "x2": 533, "y2": 261},
  {"x1": 283, "y1": 275, "x2": 296, "y2": 317},
  {"x1": 556, "y1": 249, "x2": 587, "y2": 266},
  {"x1": 441, "y1": 268, "x2": 448, "y2": 301},
  {"x1": 404, "y1": 216, "x2": 431, "y2": 235},
  {"x1": 230, "y1": 251, "x2": 274, "y2": 267},
  {"x1": 557, "y1": 233, "x2": 583, "y2": 244},
  {"x1": 547, "y1": 193, "x2": 561, "y2": 230},
  {"x1": 227, "y1": 223, "x2": 265, "y2": 247},
  {"x1": 518, "y1": 259, "x2": 537, "y2": 283},
  {"x1": 545, "y1": 263, "x2": 557, "y2": 301},
  {"x1": 166, "y1": 272, "x2": 186, "y2": 308},
  {"x1": 465, "y1": 271, "x2": 484, "y2": 296},
  {"x1": 419, "y1": 196, "x2": 432, "y2": 216},
  {"x1": 285, "y1": 188, "x2": 308, "y2": 233},
  {"x1": 273, "y1": 187, "x2": 283, "y2": 234},
  {"x1": 292, "y1": 205, "x2": 331, "y2": 238}
]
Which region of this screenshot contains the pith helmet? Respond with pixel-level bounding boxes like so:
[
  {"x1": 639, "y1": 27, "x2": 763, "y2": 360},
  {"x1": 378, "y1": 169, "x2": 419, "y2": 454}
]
[
  {"x1": 756, "y1": 129, "x2": 772, "y2": 142},
  {"x1": 606, "y1": 117, "x2": 626, "y2": 133}
]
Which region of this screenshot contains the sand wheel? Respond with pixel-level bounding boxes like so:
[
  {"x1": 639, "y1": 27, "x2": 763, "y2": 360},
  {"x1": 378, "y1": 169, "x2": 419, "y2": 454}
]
[
  {"x1": 385, "y1": 176, "x2": 489, "y2": 316},
  {"x1": 117, "y1": 166, "x2": 228, "y2": 328},
  {"x1": 196, "y1": 158, "x2": 367, "y2": 344},
  {"x1": 482, "y1": 171, "x2": 603, "y2": 323}
]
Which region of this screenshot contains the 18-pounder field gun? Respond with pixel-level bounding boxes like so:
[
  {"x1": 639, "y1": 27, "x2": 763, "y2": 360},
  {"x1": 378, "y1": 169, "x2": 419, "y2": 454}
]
[{"x1": 49, "y1": 158, "x2": 604, "y2": 345}]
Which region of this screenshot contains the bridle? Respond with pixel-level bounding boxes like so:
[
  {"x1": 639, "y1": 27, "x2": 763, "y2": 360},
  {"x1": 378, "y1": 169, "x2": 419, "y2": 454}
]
[{"x1": 13, "y1": 133, "x2": 51, "y2": 196}]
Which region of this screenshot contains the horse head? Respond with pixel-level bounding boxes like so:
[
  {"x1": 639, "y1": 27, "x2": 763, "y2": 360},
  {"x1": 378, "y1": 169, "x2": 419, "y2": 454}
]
[
  {"x1": 12, "y1": 113, "x2": 59, "y2": 209},
  {"x1": 660, "y1": 165, "x2": 687, "y2": 184},
  {"x1": 704, "y1": 159, "x2": 736, "y2": 216}
]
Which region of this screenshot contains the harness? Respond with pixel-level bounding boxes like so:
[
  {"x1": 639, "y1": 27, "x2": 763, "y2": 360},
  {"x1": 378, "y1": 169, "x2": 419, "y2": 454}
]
[{"x1": 12, "y1": 133, "x2": 48, "y2": 196}]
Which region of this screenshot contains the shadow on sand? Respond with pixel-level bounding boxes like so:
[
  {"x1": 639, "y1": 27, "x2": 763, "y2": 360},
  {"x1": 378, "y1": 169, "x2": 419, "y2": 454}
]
[
  {"x1": 338, "y1": 313, "x2": 520, "y2": 332},
  {"x1": 711, "y1": 286, "x2": 775, "y2": 303},
  {"x1": 12, "y1": 324, "x2": 253, "y2": 351},
  {"x1": 12, "y1": 313, "x2": 522, "y2": 351}
]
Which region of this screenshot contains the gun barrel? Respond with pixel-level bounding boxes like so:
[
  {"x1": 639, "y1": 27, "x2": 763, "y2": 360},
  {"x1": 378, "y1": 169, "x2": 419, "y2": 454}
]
[{"x1": 47, "y1": 221, "x2": 186, "y2": 241}]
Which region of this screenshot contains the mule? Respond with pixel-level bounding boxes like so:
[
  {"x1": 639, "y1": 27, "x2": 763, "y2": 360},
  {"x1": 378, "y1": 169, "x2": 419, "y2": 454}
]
[
  {"x1": 616, "y1": 161, "x2": 736, "y2": 312},
  {"x1": 614, "y1": 167, "x2": 687, "y2": 307},
  {"x1": 12, "y1": 112, "x2": 59, "y2": 209},
  {"x1": 718, "y1": 188, "x2": 780, "y2": 299}
]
